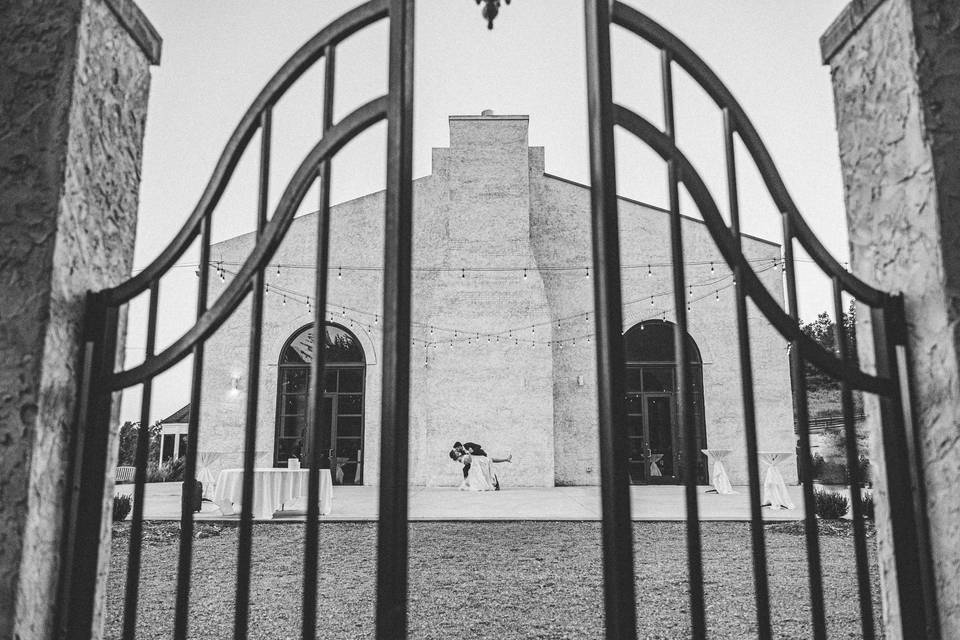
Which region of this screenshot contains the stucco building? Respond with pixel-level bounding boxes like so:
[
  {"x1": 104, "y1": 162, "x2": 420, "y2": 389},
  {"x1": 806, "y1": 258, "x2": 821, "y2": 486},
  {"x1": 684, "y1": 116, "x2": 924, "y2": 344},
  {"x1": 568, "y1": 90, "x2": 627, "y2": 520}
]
[{"x1": 197, "y1": 112, "x2": 796, "y2": 487}]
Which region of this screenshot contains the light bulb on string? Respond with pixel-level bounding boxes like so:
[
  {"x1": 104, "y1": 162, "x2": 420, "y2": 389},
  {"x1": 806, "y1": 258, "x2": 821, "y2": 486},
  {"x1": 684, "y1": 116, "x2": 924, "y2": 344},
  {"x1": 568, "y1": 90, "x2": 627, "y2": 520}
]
[
  {"x1": 282, "y1": 295, "x2": 286, "y2": 306},
  {"x1": 647, "y1": 264, "x2": 652, "y2": 277},
  {"x1": 195, "y1": 267, "x2": 200, "y2": 278},
  {"x1": 523, "y1": 268, "x2": 527, "y2": 280},
  {"x1": 342, "y1": 306, "x2": 346, "y2": 316},
  {"x1": 688, "y1": 285, "x2": 693, "y2": 299},
  {"x1": 650, "y1": 296, "x2": 654, "y2": 307},
  {"x1": 585, "y1": 267, "x2": 590, "y2": 279},
  {"x1": 587, "y1": 336, "x2": 591, "y2": 344},
  {"x1": 276, "y1": 264, "x2": 280, "y2": 277},
  {"x1": 375, "y1": 314, "x2": 379, "y2": 324},
  {"x1": 461, "y1": 268, "x2": 465, "y2": 279},
  {"x1": 338, "y1": 266, "x2": 342, "y2": 279},
  {"x1": 584, "y1": 312, "x2": 589, "y2": 324},
  {"x1": 715, "y1": 290, "x2": 719, "y2": 301},
  {"x1": 710, "y1": 261, "x2": 715, "y2": 274},
  {"x1": 265, "y1": 285, "x2": 269, "y2": 296},
  {"x1": 556, "y1": 319, "x2": 561, "y2": 329}
]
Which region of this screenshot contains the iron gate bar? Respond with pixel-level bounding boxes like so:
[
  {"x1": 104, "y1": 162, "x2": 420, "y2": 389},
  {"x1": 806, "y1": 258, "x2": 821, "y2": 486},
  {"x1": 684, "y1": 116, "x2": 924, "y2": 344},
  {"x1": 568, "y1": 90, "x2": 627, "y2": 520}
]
[
  {"x1": 871, "y1": 301, "x2": 940, "y2": 638},
  {"x1": 106, "y1": 98, "x2": 388, "y2": 392},
  {"x1": 584, "y1": 1, "x2": 638, "y2": 638},
  {"x1": 611, "y1": 105, "x2": 892, "y2": 397},
  {"x1": 60, "y1": 298, "x2": 119, "y2": 639},
  {"x1": 609, "y1": 2, "x2": 885, "y2": 310},
  {"x1": 782, "y1": 213, "x2": 827, "y2": 640},
  {"x1": 234, "y1": 106, "x2": 272, "y2": 639},
  {"x1": 660, "y1": 49, "x2": 707, "y2": 639},
  {"x1": 375, "y1": 0, "x2": 414, "y2": 637},
  {"x1": 832, "y1": 276, "x2": 876, "y2": 640},
  {"x1": 302, "y1": 43, "x2": 336, "y2": 640},
  {"x1": 724, "y1": 107, "x2": 773, "y2": 640},
  {"x1": 102, "y1": 0, "x2": 388, "y2": 308},
  {"x1": 122, "y1": 281, "x2": 159, "y2": 639},
  {"x1": 173, "y1": 212, "x2": 213, "y2": 640}
]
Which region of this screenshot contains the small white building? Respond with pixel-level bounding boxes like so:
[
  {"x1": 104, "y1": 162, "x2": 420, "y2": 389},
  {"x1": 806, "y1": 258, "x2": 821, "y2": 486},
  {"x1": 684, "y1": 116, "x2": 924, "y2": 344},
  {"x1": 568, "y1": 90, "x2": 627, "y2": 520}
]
[{"x1": 197, "y1": 112, "x2": 796, "y2": 487}]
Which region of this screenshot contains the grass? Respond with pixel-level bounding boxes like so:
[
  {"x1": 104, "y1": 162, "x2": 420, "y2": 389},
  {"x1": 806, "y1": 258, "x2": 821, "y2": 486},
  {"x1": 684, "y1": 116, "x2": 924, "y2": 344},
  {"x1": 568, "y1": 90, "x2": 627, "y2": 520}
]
[{"x1": 107, "y1": 521, "x2": 882, "y2": 639}]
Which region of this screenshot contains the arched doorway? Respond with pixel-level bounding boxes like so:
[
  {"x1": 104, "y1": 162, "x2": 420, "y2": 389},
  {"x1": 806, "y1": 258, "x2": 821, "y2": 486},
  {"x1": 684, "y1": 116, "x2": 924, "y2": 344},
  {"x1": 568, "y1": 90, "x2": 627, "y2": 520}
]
[
  {"x1": 624, "y1": 320, "x2": 706, "y2": 485},
  {"x1": 275, "y1": 323, "x2": 365, "y2": 484}
]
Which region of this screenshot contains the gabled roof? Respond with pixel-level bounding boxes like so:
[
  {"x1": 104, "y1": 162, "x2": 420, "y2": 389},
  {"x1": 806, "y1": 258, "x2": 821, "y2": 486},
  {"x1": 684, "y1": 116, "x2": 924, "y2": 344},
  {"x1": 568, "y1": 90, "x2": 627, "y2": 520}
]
[{"x1": 160, "y1": 404, "x2": 191, "y2": 424}]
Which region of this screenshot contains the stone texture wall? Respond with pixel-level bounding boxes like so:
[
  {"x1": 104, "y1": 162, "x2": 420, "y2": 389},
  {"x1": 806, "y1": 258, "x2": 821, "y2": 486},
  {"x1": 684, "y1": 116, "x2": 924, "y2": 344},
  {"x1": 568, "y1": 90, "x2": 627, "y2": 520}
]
[
  {"x1": 201, "y1": 113, "x2": 794, "y2": 488},
  {"x1": 823, "y1": 0, "x2": 960, "y2": 636},
  {"x1": 0, "y1": 1, "x2": 158, "y2": 637}
]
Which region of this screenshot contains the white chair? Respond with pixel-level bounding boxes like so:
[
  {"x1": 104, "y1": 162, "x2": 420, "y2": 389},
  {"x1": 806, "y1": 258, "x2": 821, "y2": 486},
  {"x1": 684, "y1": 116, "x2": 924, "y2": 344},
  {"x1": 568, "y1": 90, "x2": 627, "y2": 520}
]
[{"x1": 115, "y1": 466, "x2": 135, "y2": 483}]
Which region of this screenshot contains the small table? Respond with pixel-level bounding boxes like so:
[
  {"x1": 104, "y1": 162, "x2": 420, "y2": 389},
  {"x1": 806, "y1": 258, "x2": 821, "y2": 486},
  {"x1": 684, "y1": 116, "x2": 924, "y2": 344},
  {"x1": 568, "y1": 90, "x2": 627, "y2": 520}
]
[
  {"x1": 701, "y1": 449, "x2": 736, "y2": 495},
  {"x1": 213, "y1": 468, "x2": 332, "y2": 519},
  {"x1": 648, "y1": 453, "x2": 664, "y2": 477},
  {"x1": 757, "y1": 451, "x2": 795, "y2": 509},
  {"x1": 196, "y1": 451, "x2": 224, "y2": 499}
]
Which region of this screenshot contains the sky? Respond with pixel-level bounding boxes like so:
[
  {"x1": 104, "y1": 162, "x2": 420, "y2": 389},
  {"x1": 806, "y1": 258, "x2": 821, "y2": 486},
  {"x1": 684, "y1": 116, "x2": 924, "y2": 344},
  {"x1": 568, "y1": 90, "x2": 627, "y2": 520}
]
[{"x1": 123, "y1": 0, "x2": 852, "y2": 423}]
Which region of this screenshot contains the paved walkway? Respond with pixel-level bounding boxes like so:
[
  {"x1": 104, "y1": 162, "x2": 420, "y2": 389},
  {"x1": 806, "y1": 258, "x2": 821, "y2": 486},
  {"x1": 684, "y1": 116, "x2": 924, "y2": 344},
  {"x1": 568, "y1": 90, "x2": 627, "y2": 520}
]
[{"x1": 116, "y1": 483, "x2": 807, "y2": 521}]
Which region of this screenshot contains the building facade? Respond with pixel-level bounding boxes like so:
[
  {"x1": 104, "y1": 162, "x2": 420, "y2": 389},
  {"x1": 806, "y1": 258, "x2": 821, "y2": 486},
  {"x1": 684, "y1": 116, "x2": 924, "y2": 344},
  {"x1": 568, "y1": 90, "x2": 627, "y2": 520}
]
[{"x1": 198, "y1": 112, "x2": 796, "y2": 487}]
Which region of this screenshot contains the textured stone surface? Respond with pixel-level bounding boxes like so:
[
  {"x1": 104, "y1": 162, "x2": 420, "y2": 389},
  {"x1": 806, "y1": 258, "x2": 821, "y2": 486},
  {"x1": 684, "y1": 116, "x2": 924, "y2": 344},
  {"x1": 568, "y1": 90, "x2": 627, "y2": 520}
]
[
  {"x1": 0, "y1": 0, "x2": 156, "y2": 637},
  {"x1": 825, "y1": 0, "x2": 960, "y2": 636},
  {"x1": 201, "y1": 114, "x2": 794, "y2": 488}
]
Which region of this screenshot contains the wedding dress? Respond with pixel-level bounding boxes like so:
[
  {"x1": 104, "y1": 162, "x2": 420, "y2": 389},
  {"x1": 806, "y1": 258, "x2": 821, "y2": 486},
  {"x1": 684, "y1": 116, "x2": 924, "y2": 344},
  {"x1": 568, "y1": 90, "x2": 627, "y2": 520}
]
[{"x1": 462, "y1": 455, "x2": 498, "y2": 491}]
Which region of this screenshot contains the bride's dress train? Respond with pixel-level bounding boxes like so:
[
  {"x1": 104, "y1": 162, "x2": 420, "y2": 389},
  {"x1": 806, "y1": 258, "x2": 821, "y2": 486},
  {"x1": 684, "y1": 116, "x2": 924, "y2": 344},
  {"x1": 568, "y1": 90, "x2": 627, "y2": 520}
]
[{"x1": 461, "y1": 455, "x2": 499, "y2": 491}]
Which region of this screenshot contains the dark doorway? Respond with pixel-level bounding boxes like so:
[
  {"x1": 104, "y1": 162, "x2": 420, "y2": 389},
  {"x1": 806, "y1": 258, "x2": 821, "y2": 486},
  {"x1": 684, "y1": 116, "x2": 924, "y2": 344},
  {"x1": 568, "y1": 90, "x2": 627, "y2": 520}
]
[{"x1": 624, "y1": 320, "x2": 707, "y2": 484}]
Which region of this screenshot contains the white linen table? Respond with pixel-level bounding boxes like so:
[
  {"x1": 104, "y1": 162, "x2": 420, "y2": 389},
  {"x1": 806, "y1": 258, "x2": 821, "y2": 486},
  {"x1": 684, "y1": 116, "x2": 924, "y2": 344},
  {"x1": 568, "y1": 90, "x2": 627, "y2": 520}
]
[
  {"x1": 196, "y1": 451, "x2": 223, "y2": 499},
  {"x1": 701, "y1": 449, "x2": 737, "y2": 495},
  {"x1": 757, "y1": 451, "x2": 795, "y2": 509},
  {"x1": 213, "y1": 468, "x2": 332, "y2": 519}
]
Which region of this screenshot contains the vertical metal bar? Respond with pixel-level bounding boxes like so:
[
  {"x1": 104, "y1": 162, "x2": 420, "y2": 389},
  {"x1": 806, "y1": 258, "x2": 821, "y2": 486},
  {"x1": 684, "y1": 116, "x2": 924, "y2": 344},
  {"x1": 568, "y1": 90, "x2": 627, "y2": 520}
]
[
  {"x1": 60, "y1": 294, "x2": 119, "y2": 639},
  {"x1": 723, "y1": 108, "x2": 772, "y2": 640},
  {"x1": 584, "y1": 2, "x2": 637, "y2": 638},
  {"x1": 375, "y1": 1, "x2": 414, "y2": 637},
  {"x1": 831, "y1": 278, "x2": 875, "y2": 640},
  {"x1": 781, "y1": 212, "x2": 826, "y2": 640},
  {"x1": 662, "y1": 50, "x2": 706, "y2": 639},
  {"x1": 871, "y1": 298, "x2": 940, "y2": 639},
  {"x1": 122, "y1": 281, "x2": 160, "y2": 639},
  {"x1": 302, "y1": 45, "x2": 335, "y2": 640},
  {"x1": 235, "y1": 107, "x2": 272, "y2": 640},
  {"x1": 173, "y1": 213, "x2": 213, "y2": 640}
]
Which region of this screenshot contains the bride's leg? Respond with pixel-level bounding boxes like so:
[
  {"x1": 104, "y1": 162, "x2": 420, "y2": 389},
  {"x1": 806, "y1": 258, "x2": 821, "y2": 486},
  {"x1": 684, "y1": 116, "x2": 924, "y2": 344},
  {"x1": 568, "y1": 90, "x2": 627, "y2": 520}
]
[{"x1": 491, "y1": 454, "x2": 512, "y2": 463}]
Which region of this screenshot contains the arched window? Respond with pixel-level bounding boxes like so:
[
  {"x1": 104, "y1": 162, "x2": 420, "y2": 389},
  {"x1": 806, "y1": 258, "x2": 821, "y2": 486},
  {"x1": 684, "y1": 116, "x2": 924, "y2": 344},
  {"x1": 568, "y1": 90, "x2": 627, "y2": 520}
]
[
  {"x1": 623, "y1": 320, "x2": 706, "y2": 485},
  {"x1": 275, "y1": 323, "x2": 365, "y2": 484}
]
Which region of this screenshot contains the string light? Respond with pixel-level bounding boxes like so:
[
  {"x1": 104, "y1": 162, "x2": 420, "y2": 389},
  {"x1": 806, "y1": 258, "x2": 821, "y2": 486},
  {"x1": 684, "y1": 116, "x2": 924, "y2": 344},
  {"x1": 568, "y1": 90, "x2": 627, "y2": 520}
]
[
  {"x1": 647, "y1": 264, "x2": 652, "y2": 277},
  {"x1": 374, "y1": 314, "x2": 379, "y2": 324},
  {"x1": 338, "y1": 266, "x2": 342, "y2": 279},
  {"x1": 585, "y1": 267, "x2": 590, "y2": 279},
  {"x1": 282, "y1": 294, "x2": 287, "y2": 306},
  {"x1": 523, "y1": 268, "x2": 527, "y2": 280},
  {"x1": 715, "y1": 290, "x2": 719, "y2": 301},
  {"x1": 650, "y1": 296, "x2": 654, "y2": 307},
  {"x1": 461, "y1": 268, "x2": 465, "y2": 278},
  {"x1": 710, "y1": 261, "x2": 714, "y2": 274}
]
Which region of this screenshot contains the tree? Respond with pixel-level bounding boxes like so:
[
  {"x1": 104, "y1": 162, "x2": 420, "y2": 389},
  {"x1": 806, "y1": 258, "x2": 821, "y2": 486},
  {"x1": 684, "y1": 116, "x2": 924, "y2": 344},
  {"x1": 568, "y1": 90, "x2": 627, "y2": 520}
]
[
  {"x1": 116, "y1": 420, "x2": 162, "y2": 466},
  {"x1": 800, "y1": 299, "x2": 858, "y2": 366}
]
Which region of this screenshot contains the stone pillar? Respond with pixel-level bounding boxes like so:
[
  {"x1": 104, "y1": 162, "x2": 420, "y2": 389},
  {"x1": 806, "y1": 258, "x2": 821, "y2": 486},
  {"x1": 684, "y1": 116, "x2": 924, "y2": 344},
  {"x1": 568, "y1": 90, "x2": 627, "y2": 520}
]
[
  {"x1": 0, "y1": 1, "x2": 160, "y2": 638},
  {"x1": 822, "y1": 1, "x2": 960, "y2": 637}
]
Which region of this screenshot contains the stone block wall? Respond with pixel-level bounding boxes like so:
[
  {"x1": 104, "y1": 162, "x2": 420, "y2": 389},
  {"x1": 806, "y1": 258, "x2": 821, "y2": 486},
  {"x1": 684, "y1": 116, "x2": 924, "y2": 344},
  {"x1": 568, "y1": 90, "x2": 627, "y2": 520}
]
[
  {"x1": 823, "y1": 0, "x2": 960, "y2": 636},
  {"x1": 0, "y1": 0, "x2": 159, "y2": 637}
]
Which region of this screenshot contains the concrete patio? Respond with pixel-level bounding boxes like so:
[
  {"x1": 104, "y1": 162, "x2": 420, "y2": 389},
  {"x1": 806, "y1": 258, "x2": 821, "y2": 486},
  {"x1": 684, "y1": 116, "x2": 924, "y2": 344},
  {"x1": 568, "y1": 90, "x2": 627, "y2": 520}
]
[{"x1": 115, "y1": 482, "x2": 809, "y2": 522}]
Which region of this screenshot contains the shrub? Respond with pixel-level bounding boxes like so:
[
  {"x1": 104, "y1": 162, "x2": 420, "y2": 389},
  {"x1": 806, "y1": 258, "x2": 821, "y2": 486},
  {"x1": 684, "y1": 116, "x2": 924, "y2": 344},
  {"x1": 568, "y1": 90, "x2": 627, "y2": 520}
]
[
  {"x1": 814, "y1": 488, "x2": 849, "y2": 519},
  {"x1": 145, "y1": 457, "x2": 186, "y2": 483},
  {"x1": 860, "y1": 491, "x2": 875, "y2": 519},
  {"x1": 113, "y1": 494, "x2": 132, "y2": 522}
]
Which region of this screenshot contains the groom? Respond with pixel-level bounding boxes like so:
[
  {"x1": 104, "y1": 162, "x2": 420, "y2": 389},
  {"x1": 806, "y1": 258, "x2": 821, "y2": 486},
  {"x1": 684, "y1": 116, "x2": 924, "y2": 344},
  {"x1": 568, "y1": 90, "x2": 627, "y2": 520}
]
[{"x1": 452, "y1": 440, "x2": 486, "y2": 482}]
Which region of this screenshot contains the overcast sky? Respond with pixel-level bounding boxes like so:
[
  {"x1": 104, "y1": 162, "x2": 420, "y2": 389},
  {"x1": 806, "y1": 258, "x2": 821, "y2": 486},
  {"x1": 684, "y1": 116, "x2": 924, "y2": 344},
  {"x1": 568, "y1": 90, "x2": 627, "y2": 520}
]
[{"x1": 124, "y1": 0, "x2": 852, "y2": 422}]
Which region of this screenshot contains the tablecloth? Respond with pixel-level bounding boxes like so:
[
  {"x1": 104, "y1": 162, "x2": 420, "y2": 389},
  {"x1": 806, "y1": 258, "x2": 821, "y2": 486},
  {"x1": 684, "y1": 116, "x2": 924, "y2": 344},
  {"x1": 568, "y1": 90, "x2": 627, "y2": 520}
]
[
  {"x1": 213, "y1": 468, "x2": 332, "y2": 519},
  {"x1": 758, "y1": 451, "x2": 795, "y2": 509},
  {"x1": 701, "y1": 449, "x2": 737, "y2": 495}
]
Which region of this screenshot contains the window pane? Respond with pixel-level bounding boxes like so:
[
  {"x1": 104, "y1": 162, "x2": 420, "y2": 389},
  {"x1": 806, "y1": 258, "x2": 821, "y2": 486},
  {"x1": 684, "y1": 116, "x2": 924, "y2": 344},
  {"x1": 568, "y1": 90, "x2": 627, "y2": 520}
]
[
  {"x1": 337, "y1": 394, "x2": 362, "y2": 415},
  {"x1": 335, "y1": 438, "x2": 361, "y2": 460},
  {"x1": 283, "y1": 415, "x2": 305, "y2": 437},
  {"x1": 642, "y1": 367, "x2": 674, "y2": 392},
  {"x1": 337, "y1": 416, "x2": 362, "y2": 437},
  {"x1": 281, "y1": 368, "x2": 307, "y2": 393},
  {"x1": 625, "y1": 367, "x2": 642, "y2": 392},
  {"x1": 323, "y1": 370, "x2": 337, "y2": 393},
  {"x1": 625, "y1": 414, "x2": 642, "y2": 438},
  {"x1": 625, "y1": 394, "x2": 644, "y2": 414},
  {"x1": 281, "y1": 325, "x2": 365, "y2": 364},
  {"x1": 283, "y1": 395, "x2": 306, "y2": 415},
  {"x1": 338, "y1": 368, "x2": 363, "y2": 393},
  {"x1": 624, "y1": 321, "x2": 674, "y2": 362}
]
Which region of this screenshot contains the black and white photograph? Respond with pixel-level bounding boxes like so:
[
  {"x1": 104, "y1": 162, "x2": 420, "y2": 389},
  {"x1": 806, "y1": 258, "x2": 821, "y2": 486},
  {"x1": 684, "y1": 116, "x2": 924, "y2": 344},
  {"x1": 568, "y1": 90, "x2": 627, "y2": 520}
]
[{"x1": 2, "y1": 0, "x2": 957, "y2": 638}]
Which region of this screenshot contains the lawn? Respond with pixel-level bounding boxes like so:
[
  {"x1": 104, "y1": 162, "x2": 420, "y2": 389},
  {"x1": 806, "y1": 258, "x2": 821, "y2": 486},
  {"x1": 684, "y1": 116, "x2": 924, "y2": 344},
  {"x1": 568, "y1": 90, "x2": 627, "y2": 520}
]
[{"x1": 106, "y1": 521, "x2": 881, "y2": 639}]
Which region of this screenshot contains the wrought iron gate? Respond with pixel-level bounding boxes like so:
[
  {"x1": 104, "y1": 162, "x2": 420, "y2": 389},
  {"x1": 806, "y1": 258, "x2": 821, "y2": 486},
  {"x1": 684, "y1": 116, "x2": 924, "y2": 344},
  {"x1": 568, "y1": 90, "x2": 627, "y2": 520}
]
[{"x1": 59, "y1": 1, "x2": 939, "y2": 638}]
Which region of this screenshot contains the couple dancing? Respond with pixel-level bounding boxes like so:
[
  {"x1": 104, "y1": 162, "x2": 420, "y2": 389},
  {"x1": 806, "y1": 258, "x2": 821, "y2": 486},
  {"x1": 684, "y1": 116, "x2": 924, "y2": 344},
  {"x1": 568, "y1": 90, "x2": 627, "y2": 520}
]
[{"x1": 449, "y1": 441, "x2": 512, "y2": 491}]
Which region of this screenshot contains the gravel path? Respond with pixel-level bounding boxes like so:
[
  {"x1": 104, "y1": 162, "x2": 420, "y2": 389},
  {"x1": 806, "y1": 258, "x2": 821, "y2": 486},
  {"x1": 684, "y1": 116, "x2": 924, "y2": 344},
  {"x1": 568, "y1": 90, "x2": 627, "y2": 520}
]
[{"x1": 106, "y1": 521, "x2": 881, "y2": 639}]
